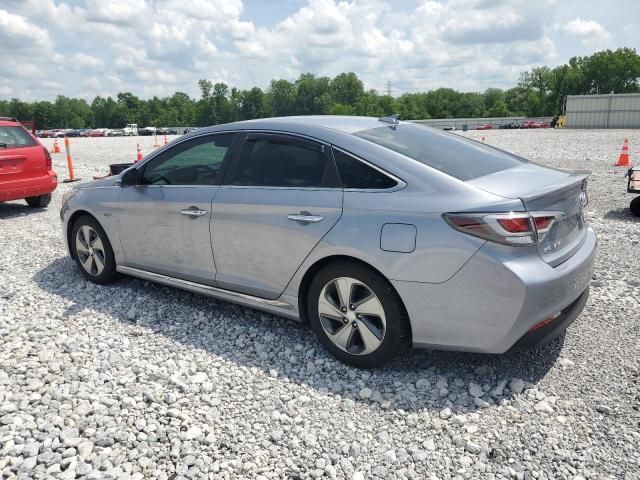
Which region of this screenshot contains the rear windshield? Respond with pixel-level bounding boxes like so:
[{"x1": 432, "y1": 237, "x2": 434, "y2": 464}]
[
  {"x1": 0, "y1": 126, "x2": 37, "y2": 149},
  {"x1": 353, "y1": 123, "x2": 524, "y2": 181}
]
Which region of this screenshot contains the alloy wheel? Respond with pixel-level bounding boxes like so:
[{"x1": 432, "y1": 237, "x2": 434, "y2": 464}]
[
  {"x1": 318, "y1": 277, "x2": 386, "y2": 355},
  {"x1": 75, "y1": 225, "x2": 106, "y2": 276}
]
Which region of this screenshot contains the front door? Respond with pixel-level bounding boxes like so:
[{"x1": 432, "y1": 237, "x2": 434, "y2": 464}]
[
  {"x1": 211, "y1": 132, "x2": 343, "y2": 299},
  {"x1": 117, "y1": 133, "x2": 237, "y2": 285}
]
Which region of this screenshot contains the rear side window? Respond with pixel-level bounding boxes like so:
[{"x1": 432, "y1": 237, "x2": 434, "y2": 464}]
[
  {"x1": 232, "y1": 135, "x2": 337, "y2": 188},
  {"x1": 354, "y1": 124, "x2": 524, "y2": 181},
  {"x1": 332, "y1": 149, "x2": 398, "y2": 189},
  {"x1": 0, "y1": 126, "x2": 37, "y2": 149}
]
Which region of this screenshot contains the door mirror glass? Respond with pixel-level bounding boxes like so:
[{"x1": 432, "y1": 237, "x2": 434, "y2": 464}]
[{"x1": 119, "y1": 168, "x2": 138, "y2": 187}]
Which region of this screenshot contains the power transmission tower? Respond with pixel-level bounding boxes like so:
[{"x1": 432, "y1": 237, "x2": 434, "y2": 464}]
[{"x1": 384, "y1": 80, "x2": 394, "y2": 97}]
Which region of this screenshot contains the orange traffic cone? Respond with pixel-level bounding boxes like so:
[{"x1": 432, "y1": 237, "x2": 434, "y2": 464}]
[
  {"x1": 164, "y1": 135, "x2": 168, "y2": 145},
  {"x1": 51, "y1": 139, "x2": 61, "y2": 153},
  {"x1": 136, "y1": 144, "x2": 143, "y2": 162},
  {"x1": 615, "y1": 138, "x2": 631, "y2": 166}
]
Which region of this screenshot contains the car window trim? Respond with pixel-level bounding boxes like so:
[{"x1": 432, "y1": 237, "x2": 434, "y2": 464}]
[
  {"x1": 222, "y1": 131, "x2": 341, "y2": 189},
  {"x1": 135, "y1": 132, "x2": 241, "y2": 186},
  {"x1": 330, "y1": 146, "x2": 406, "y2": 193}
]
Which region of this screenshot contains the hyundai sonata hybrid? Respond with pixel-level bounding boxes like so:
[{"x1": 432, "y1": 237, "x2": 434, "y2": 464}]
[{"x1": 60, "y1": 116, "x2": 596, "y2": 368}]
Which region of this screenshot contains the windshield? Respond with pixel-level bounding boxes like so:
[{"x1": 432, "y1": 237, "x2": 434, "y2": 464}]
[{"x1": 353, "y1": 123, "x2": 525, "y2": 181}]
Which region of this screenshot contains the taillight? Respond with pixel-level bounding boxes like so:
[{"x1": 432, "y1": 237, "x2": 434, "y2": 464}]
[
  {"x1": 443, "y1": 211, "x2": 565, "y2": 246},
  {"x1": 43, "y1": 147, "x2": 52, "y2": 170}
]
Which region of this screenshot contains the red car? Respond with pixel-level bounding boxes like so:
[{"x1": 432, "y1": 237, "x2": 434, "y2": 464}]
[
  {"x1": 476, "y1": 124, "x2": 493, "y2": 130},
  {"x1": 0, "y1": 117, "x2": 57, "y2": 207}
]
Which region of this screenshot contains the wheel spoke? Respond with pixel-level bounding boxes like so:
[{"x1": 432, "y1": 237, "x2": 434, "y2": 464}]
[
  {"x1": 355, "y1": 296, "x2": 385, "y2": 318},
  {"x1": 93, "y1": 252, "x2": 105, "y2": 274},
  {"x1": 318, "y1": 294, "x2": 344, "y2": 320},
  {"x1": 356, "y1": 319, "x2": 383, "y2": 354},
  {"x1": 81, "y1": 255, "x2": 94, "y2": 273},
  {"x1": 334, "y1": 277, "x2": 354, "y2": 309},
  {"x1": 330, "y1": 324, "x2": 353, "y2": 350},
  {"x1": 75, "y1": 236, "x2": 89, "y2": 255},
  {"x1": 91, "y1": 236, "x2": 104, "y2": 252},
  {"x1": 80, "y1": 226, "x2": 91, "y2": 248}
]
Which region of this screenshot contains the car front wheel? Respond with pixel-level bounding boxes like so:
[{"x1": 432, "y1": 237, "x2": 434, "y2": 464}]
[
  {"x1": 71, "y1": 215, "x2": 118, "y2": 284},
  {"x1": 307, "y1": 261, "x2": 410, "y2": 368}
]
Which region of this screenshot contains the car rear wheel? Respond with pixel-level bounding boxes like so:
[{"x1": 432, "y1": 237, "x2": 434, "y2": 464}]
[
  {"x1": 25, "y1": 194, "x2": 51, "y2": 208},
  {"x1": 71, "y1": 215, "x2": 118, "y2": 284},
  {"x1": 307, "y1": 261, "x2": 410, "y2": 368},
  {"x1": 630, "y1": 196, "x2": 640, "y2": 217}
]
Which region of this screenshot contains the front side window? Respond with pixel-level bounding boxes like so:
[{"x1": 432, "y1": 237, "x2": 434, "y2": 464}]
[
  {"x1": 142, "y1": 133, "x2": 235, "y2": 185},
  {"x1": 232, "y1": 135, "x2": 337, "y2": 188},
  {"x1": 0, "y1": 126, "x2": 37, "y2": 149},
  {"x1": 354, "y1": 124, "x2": 524, "y2": 181}
]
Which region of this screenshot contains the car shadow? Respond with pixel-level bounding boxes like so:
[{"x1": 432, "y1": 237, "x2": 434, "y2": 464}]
[
  {"x1": 0, "y1": 202, "x2": 45, "y2": 219},
  {"x1": 33, "y1": 257, "x2": 562, "y2": 414},
  {"x1": 603, "y1": 207, "x2": 639, "y2": 222}
]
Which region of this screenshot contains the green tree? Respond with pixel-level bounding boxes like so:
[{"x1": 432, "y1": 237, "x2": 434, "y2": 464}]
[{"x1": 330, "y1": 72, "x2": 364, "y2": 106}]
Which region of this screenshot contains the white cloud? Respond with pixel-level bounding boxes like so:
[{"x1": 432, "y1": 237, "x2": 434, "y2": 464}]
[
  {"x1": 564, "y1": 18, "x2": 610, "y2": 48},
  {"x1": 0, "y1": 0, "x2": 633, "y2": 102},
  {"x1": 0, "y1": 8, "x2": 51, "y2": 49}
]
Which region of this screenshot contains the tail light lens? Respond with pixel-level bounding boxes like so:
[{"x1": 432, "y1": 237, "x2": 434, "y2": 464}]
[
  {"x1": 43, "y1": 147, "x2": 52, "y2": 170},
  {"x1": 443, "y1": 211, "x2": 566, "y2": 246}
]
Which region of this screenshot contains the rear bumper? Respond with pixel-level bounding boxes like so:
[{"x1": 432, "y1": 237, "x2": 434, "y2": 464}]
[
  {"x1": 508, "y1": 287, "x2": 589, "y2": 351},
  {"x1": 394, "y1": 226, "x2": 597, "y2": 353},
  {"x1": 0, "y1": 171, "x2": 57, "y2": 202}
]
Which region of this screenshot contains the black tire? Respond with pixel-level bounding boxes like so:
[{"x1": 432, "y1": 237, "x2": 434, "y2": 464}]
[
  {"x1": 71, "y1": 215, "x2": 118, "y2": 284},
  {"x1": 307, "y1": 261, "x2": 411, "y2": 368},
  {"x1": 25, "y1": 194, "x2": 51, "y2": 208},
  {"x1": 630, "y1": 196, "x2": 640, "y2": 217}
]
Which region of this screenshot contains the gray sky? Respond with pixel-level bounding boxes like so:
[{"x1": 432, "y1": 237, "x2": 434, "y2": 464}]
[{"x1": 1, "y1": 0, "x2": 638, "y2": 101}]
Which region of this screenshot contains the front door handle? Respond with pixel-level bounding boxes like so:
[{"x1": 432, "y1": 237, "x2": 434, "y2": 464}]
[
  {"x1": 181, "y1": 207, "x2": 208, "y2": 217},
  {"x1": 288, "y1": 212, "x2": 325, "y2": 224}
]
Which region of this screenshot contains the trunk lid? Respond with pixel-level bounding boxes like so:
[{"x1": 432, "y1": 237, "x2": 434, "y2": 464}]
[{"x1": 468, "y1": 163, "x2": 589, "y2": 266}]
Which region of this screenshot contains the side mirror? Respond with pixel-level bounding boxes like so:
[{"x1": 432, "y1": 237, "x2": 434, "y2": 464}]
[{"x1": 118, "y1": 168, "x2": 138, "y2": 187}]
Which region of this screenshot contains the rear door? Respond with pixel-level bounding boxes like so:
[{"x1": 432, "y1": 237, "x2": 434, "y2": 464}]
[
  {"x1": 211, "y1": 132, "x2": 343, "y2": 299},
  {"x1": 0, "y1": 125, "x2": 44, "y2": 183},
  {"x1": 116, "y1": 133, "x2": 237, "y2": 284}
]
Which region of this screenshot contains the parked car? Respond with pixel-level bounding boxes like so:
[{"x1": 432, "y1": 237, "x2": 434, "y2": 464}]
[
  {"x1": 1, "y1": 117, "x2": 57, "y2": 208},
  {"x1": 89, "y1": 129, "x2": 107, "y2": 137},
  {"x1": 476, "y1": 124, "x2": 493, "y2": 130},
  {"x1": 107, "y1": 129, "x2": 124, "y2": 137},
  {"x1": 499, "y1": 122, "x2": 521, "y2": 129},
  {"x1": 139, "y1": 127, "x2": 156, "y2": 136},
  {"x1": 79, "y1": 129, "x2": 93, "y2": 137},
  {"x1": 60, "y1": 115, "x2": 596, "y2": 367},
  {"x1": 64, "y1": 129, "x2": 81, "y2": 137}
]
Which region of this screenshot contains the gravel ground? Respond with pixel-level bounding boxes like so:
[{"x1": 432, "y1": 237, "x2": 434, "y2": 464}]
[{"x1": 1, "y1": 130, "x2": 639, "y2": 480}]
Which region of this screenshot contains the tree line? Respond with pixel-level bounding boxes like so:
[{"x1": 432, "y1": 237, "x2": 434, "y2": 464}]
[{"x1": 1, "y1": 48, "x2": 638, "y2": 130}]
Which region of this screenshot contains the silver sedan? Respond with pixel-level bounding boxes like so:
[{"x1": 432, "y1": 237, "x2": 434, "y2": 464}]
[{"x1": 60, "y1": 116, "x2": 597, "y2": 367}]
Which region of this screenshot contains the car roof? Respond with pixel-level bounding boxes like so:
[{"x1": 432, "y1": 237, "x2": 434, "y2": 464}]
[
  {"x1": 0, "y1": 117, "x2": 21, "y2": 127},
  {"x1": 206, "y1": 115, "x2": 387, "y2": 135}
]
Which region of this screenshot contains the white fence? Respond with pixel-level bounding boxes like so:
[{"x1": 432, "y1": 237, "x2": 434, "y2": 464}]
[{"x1": 566, "y1": 93, "x2": 640, "y2": 128}]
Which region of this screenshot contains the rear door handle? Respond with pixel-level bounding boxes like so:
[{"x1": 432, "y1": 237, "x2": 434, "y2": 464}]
[
  {"x1": 181, "y1": 207, "x2": 209, "y2": 217},
  {"x1": 288, "y1": 212, "x2": 324, "y2": 223}
]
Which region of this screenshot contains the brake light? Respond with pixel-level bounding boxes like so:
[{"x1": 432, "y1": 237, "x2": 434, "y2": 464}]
[
  {"x1": 443, "y1": 211, "x2": 565, "y2": 246},
  {"x1": 43, "y1": 147, "x2": 52, "y2": 170},
  {"x1": 496, "y1": 217, "x2": 531, "y2": 233}
]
